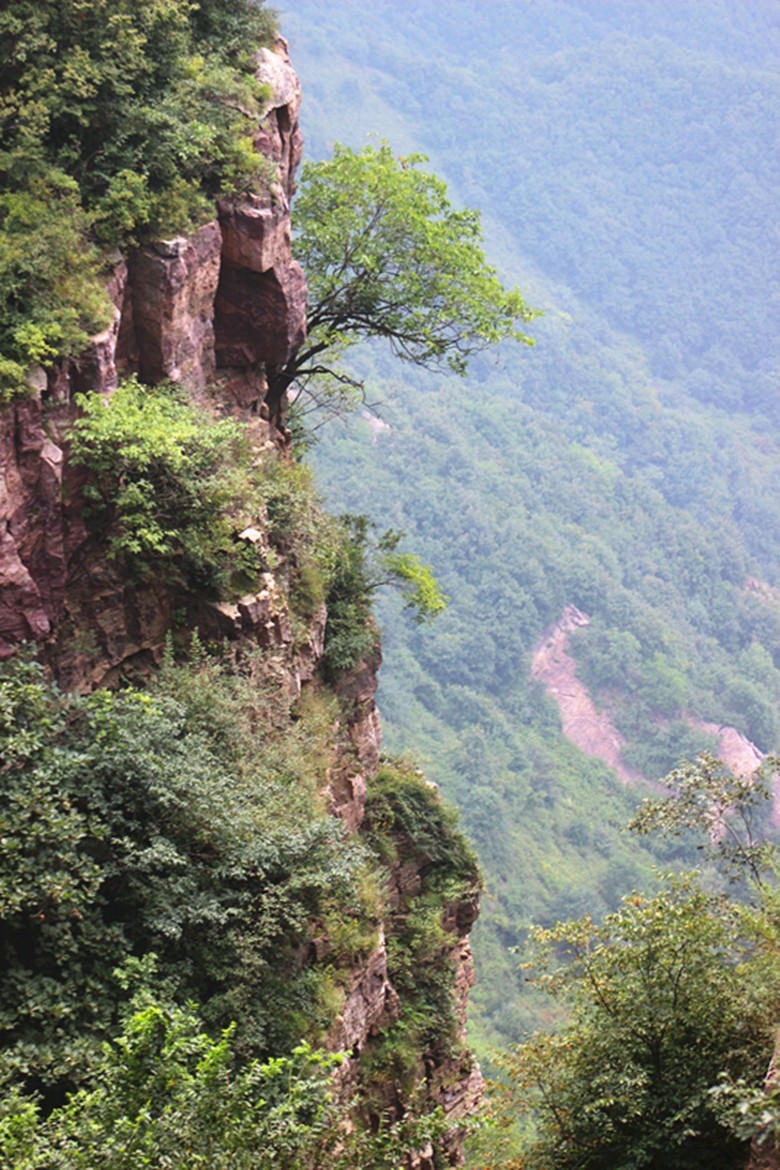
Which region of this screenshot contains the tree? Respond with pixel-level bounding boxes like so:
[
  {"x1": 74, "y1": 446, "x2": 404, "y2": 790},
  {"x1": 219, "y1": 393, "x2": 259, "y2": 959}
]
[
  {"x1": 271, "y1": 142, "x2": 538, "y2": 419},
  {"x1": 494, "y1": 876, "x2": 763, "y2": 1170},
  {"x1": 630, "y1": 752, "x2": 778, "y2": 886}
]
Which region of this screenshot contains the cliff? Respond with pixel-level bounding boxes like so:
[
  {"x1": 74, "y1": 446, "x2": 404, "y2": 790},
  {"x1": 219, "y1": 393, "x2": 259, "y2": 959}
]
[{"x1": 0, "y1": 36, "x2": 481, "y2": 1166}]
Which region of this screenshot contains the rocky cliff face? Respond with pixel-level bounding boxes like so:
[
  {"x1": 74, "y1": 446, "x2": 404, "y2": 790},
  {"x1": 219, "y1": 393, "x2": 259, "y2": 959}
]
[
  {"x1": 0, "y1": 37, "x2": 480, "y2": 1164},
  {"x1": 0, "y1": 40, "x2": 306, "y2": 682}
]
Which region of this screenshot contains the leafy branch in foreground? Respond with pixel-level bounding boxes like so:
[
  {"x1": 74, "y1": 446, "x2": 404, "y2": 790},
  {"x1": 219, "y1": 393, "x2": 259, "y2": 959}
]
[
  {"x1": 322, "y1": 516, "x2": 448, "y2": 678},
  {"x1": 273, "y1": 142, "x2": 538, "y2": 420},
  {"x1": 630, "y1": 752, "x2": 778, "y2": 886},
  {"x1": 0, "y1": 979, "x2": 345, "y2": 1170}
]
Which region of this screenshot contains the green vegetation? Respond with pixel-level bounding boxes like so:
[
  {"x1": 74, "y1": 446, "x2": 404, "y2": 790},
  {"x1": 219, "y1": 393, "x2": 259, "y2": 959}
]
[
  {"x1": 0, "y1": 653, "x2": 477, "y2": 1164},
  {"x1": 0, "y1": 0, "x2": 275, "y2": 397},
  {"x1": 0, "y1": 653, "x2": 366, "y2": 1094},
  {"x1": 1, "y1": 979, "x2": 348, "y2": 1170},
  {"x1": 322, "y1": 516, "x2": 447, "y2": 678},
  {"x1": 70, "y1": 376, "x2": 347, "y2": 630},
  {"x1": 362, "y1": 762, "x2": 479, "y2": 1092},
  {"x1": 495, "y1": 877, "x2": 764, "y2": 1169},
  {"x1": 473, "y1": 756, "x2": 780, "y2": 1168},
  {"x1": 631, "y1": 753, "x2": 777, "y2": 885},
  {"x1": 0, "y1": 972, "x2": 458, "y2": 1169},
  {"x1": 4, "y1": 0, "x2": 779, "y2": 1162},
  {"x1": 71, "y1": 377, "x2": 244, "y2": 587},
  {"x1": 277, "y1": 142, "x2": 537, "y2": 418},
  {"x1": 284, "y1": 0, "x2": 780, "y2": 1057},
  {"x1": 69, "y1": 379, "x2": 444, "y2": 666}
]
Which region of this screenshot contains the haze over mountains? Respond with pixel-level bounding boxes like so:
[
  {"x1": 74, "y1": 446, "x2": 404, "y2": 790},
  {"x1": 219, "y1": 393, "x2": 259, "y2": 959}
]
[{"x1": 281, "y1": 0, "x2": 780, "y2": 1050}]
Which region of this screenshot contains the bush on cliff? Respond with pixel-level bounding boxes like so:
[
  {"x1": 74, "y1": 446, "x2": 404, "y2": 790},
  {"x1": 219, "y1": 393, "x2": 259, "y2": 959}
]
[
  {"x1": 70, "y1": 377, "x2": 341, "y2": 609},
  {"x1": 322, "y1": 515, "x2": 447, "y2": 679},
  {"x1": 0, "y1": 654, "x2": 367, "y2": 1095}
]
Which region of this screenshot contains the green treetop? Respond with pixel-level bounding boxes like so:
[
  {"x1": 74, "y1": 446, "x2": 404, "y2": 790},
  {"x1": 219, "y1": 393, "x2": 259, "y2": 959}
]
[{"x1": 272, "y1": 142, "x2": 538, "y2": 419}]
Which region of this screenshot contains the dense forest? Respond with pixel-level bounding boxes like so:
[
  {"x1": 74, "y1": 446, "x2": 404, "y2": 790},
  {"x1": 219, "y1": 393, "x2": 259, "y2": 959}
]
[{"x1": 283, "y1": 0, "x2": 780, "y2": 1093}]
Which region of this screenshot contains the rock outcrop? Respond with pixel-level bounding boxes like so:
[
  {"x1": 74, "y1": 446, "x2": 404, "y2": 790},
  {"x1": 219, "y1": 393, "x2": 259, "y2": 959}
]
[
  {"x1": 0, "y1": 38, "x2": 305, "y2": 676},
  {"x1": 532, "y1": 605, "x2": 766, "y2": 794},
  {"x1": 531, "y1": 605, "x2": 645, "y2": 784},
  {"x1": 0, "y1": 36, "x2": 481, "y2": 1166}
]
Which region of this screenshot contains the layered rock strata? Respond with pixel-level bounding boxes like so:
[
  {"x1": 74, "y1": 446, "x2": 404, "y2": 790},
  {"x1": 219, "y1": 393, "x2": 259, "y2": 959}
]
[{"x1": 0, "y1": 39, "x2": 306, "y2": 679}]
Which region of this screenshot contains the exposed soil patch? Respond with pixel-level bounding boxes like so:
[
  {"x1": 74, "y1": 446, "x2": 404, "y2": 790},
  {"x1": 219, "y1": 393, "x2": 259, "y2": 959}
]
[
  {"x1": 531, "y1": 606, "x2": 644, "y2": 785},
  {"x1": 532, "y1": 607, "x2": 766, "y2": 797}
]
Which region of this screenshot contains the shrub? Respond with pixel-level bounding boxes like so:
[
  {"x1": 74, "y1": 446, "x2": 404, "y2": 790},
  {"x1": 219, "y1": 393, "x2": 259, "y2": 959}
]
[
  {"x1": 321, "y1": 517, "x2": 446, "y2": 679},
  {"x1": 0, "y1": 655, "x2": 369, "y2": 1094},
  {"x1": 364, "y1": 762, "x2": 478, "y2": 887},
  {"x1": 0, "y1": 976, "x2": 348, "y2": 1170},
  {"x1": 362, "y1": 761, "x2": 480, "y2": 1082},
  {"x1": 70, "y1": 378, "x2": 243, "y2": 589}
]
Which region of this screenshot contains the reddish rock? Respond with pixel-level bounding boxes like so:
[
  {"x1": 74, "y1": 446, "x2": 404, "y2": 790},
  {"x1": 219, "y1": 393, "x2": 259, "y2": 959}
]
[
  {"x1": 132, "y1": 222, "x2": 222, "y2": 387},
  {"x1": 335, "y1": 643, "x2": 383, "y2": 774},
  {"x1": 0, "y1": 396, "x2": 66, "y2": 655},
  {"x1": 70, "y1": 259, "x2": 128, "y2": 395},
  {"x1": 219, "y1": 194, "x2": 294, "y2": 275},
  {"x1": 214, "y1": 38, "x2": 307, "y2": 387},
  {"x1": 329, "y1": 934, "x2": 400, "y2": 1059},
  {"x1": 0, "y1": 532, "x2": 52, "y2": 649},
  {"x1": 255, "y1": 38, "x2": 304, "y2": 194},
  {"x1": 214, "y1": 257, "x2": 307, "y2": 368}
]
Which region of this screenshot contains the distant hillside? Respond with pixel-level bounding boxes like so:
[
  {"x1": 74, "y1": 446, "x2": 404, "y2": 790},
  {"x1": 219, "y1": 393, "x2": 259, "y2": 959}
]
[{"x1": 282, "y1": 0, "x2": 780, "y2": 1051}]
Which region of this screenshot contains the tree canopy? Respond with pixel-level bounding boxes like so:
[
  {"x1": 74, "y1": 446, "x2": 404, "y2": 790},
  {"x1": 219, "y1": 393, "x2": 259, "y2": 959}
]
[
  {"x1": 275, "y1": 142, "x2": 538, "y2": 418},
  {"x1": 494, "y1": 876, "x2": 765, "y2": 1170}
]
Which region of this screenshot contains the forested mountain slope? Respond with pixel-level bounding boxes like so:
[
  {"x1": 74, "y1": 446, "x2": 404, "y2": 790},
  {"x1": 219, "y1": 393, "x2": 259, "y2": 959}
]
[{"x1": 281, "y1": 0, "x2": 780, "y2": 1050}]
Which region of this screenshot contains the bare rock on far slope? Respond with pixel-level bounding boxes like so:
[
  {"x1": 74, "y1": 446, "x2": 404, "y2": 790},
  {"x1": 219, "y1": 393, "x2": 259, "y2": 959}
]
[
  {"x1": 532, "y1": 605, "x2": 767, "y2": 799},
  {"x1": 531, "y1": 606, "x2": 644, "y2": 785},
  {"x1": 686, "y1": 715, "x2": 764, "y2": 778}
]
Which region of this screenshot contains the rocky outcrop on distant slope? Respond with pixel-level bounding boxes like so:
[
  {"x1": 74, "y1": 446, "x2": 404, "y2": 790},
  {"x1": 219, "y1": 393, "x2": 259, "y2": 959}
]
[
  {"x1": 686, "y1": 715, "x2": 764, "y2": 779},
  {"x1": 531, "y1": 605, "x2": 645, "y2": 784}
]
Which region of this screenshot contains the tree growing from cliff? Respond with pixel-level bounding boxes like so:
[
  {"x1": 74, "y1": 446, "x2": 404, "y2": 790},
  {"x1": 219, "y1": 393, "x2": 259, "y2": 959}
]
[{"x1": 271, "y1": 142, "x2": 538, "y2": 420}]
